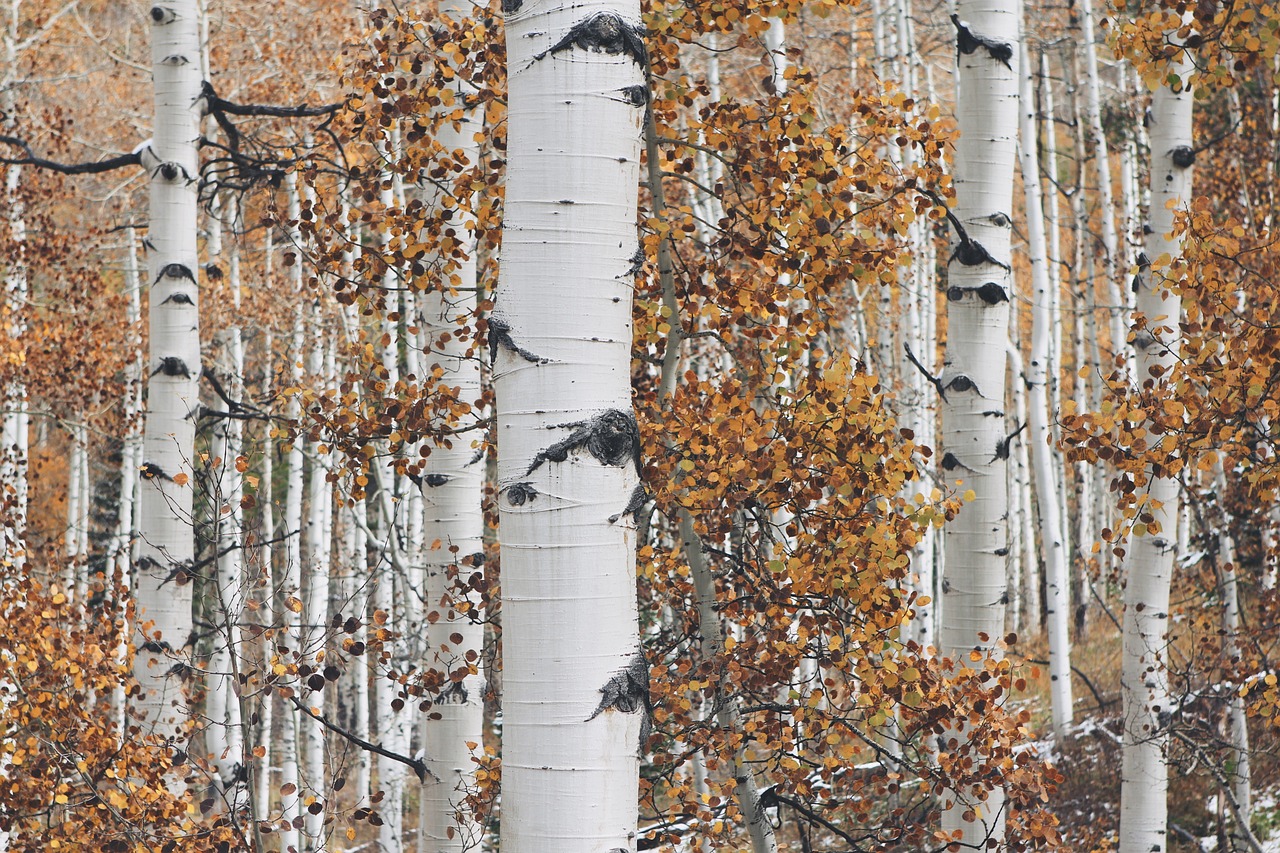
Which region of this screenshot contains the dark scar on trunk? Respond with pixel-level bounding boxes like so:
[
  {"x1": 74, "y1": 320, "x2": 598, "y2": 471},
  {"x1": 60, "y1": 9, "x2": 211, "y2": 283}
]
[
  {"x1": 525, "y1": 409, "x2": 641, "y2": 476},
  {"x1": 506, "y1": 481, "x2": 538, "y2": 506},
  {"x1": 488, "y1": 317, "x2": 546, "y2": 365},
  {"x1": 152, "y1": 356, "x2": 193, "y2": 378},
  {"x1": 538, "y1": 12, "x2": 648, "y2": 67},
  {"x1": 587, "y1": 650, "x2": 652, "y2": 749},
  {"x1": 609, "y1": 482, "x2": 650, "y2": 524},
  {"x1": 951, "y1": 14, "x2": 1013, "y2": 70},
  {"x1": 154, "y1": 263, "x2": 196, "y2": 286}
]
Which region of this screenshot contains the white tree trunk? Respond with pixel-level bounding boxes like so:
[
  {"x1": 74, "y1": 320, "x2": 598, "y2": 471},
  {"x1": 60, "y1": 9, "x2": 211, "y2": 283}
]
[
  {"x1": 302, "y1": 302, "x2": 331, "y2": 847},
  {"x1": 416, "y1": 7, "x2": 486, "y2": 846},
  {"x1": 1212, "y1": 466, "x2": 1251, "y2": 840},
  {"x1": 1079, "y1": 0, "x2": 1125, "y2": 361},
  {"x1": 205, "y1": 195, "x2": 249, "y2": 812},
  {"x1": 280, "y1": 168, "x2": 308, "y2": 853},
  {"x1": 496, "y1": 0, "x2": 647, "y2": 847},
  {"x1": 133, "y1": 0, "x2": 203, "y2": 762},
  {"x1": 940, "y1": 1, "x2": 1018, "y2": 845},
  {"x1": 1119, "y1": 41, "x2": 1193, "y2": 853},
  {"x1": 1019, "y1": 40, "x2": 1073, "y2": 736}
]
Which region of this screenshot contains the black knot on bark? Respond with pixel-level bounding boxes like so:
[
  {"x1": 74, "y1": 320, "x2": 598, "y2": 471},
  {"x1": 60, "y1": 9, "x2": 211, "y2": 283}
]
[
  {"x1": 619, "y1": 85, "x2": 649, "y2": 107},
  {"x1": 160, "y1": 292, "x2": 194, "y2": 305},
  {"x1": 423, "y1": 473, "x2": 451, "y2": 488},
  {"x1": 541, "y1": 12, "x2": 648, "y2": 66},
  {"x1": 155, "y1": 263, "x2": 196, "y2": 285},
  {"x1": 951, "y1": 14, "x2": 1013, "y2": 69},
  {"x1": 610, "y1": 482, "x2": 650, "y2": 524},
  {"x1": 949, "y1": 236, "x2": 1009, "y2": 270},
  {"x1": 975, "y1": 282, "x2": 1008, "y2": 304},
  {"x1": 946, "y1": 286, "x2": 965, "y2": 302},
  {"x1": 150, "y1": 6, "x2": 174, "y2": 23},
  {"x1": 506, "y1": 482, "x2": 538, "y2": 506},
  {"x1": 941, "y1": 452, "x2": 961, "y2": 471},
  {"x1": 946, "y1": 375, "x2": 976, "y2": 394},
  {"x1": 1170, "y1": 145, "x2": 1195, "y2": 168},
  {"x1": 587, "y1": 650, "x2": 652, "y2": 749},
  {"x1": 153, "y1": 356, "x2": 193, "y2": 378},
  {"x1": 526, "y1": 409, "x2": 642, "y2": 475},
  {"x1": 488, "y1": 316, "x2": 546, "y2": 365}
]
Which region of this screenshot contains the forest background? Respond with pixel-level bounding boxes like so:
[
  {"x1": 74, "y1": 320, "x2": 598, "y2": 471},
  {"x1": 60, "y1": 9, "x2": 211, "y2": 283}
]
[{"x1": 0, "y1": 0, "x2": 1278, "y2": 851}]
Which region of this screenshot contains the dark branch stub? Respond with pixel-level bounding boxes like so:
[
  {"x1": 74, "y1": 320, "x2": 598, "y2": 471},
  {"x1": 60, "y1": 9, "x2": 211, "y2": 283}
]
[
  {"x1": 1169, "y1": 145, "x2": 1195, "y2": 169},
  {"x1": 951, "y1": 14, "x2": 1013, "y2": 69},
  {"x1": 488, "y1": 317, "x2": 546, "y2": 365},
  {"x1": 618, "y1": 85, "x2": 649, "y2": 107},
  {"x1": 423, "y1": 473, "x2": 452, "y2": 488},
  {"x1": 587, "y1": 650, "x2": 652, "y2": 749},
  {"x1": 609, "y1": 482, "x2": 650, "y2": 524},
  {"x1": 993, "y1": 420, "x2": 1027, "y2": 461},
  {"x1": 539, "y1": 12, "x2": 648, "y2": 66},
  {"x1": 153, "y1": 356, "x2": 193, "y2": 378},
  {"x1": 525, "y1": 409, "x2": 641, "y2": 476}
]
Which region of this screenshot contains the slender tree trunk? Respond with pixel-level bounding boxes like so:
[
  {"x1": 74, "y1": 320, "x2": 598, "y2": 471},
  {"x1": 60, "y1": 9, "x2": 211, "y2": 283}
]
[
  {"x1": 280, "y1": 169, "x2": 307, "y2": 853},
  {"x1": 1019, "y1": 40, "x2": 1073, "y2": 735},
  {"x1": 1212, "y1": 465, "x2": 1251, "y2": 842},
  {"x1": 205, "y1": 195, "x2": 249, "y2": 812},
  {"x1": 133, "y1": 0, "x2": 203, "y2": 766},
  {"x1": 416, "y1": 6, "x2": 486, "y2": 846},
  {"x1": 496, "y1": 0, "x2": 648, "y2": 847},
  {"x1": 1119, "y1": 40, "x2": 1193, "y2": 853},
  {"x1": 939, "y1": 1, "x2": 1018, "y2": 845},
  {"x1": 1079, "y1": 0, "x2": 1125, "y2": 362}
]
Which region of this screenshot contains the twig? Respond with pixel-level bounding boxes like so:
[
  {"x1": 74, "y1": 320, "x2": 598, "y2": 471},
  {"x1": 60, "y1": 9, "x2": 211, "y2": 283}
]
[{"x1": 288, "y1": 696, "x2": 434, "y2": 782}]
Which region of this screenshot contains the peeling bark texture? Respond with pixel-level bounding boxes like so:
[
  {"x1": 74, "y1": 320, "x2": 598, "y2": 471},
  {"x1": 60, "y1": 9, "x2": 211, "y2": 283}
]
[
  {"x1": 497, "y1": 0, "x2": 646, "y2": 845},
  {"x1": 939, "y1": 0, "x2": 1018, "y2": 846},
  {"x1": 133, "y1": 0, "x2": 202, "y2": 772},
  {"x1": 1119, "y1": 39, "x2": 1193, "y2": 853}
]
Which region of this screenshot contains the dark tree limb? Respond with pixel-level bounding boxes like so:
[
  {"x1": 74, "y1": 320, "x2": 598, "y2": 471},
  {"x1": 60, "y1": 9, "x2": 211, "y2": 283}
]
[
  {"x1": 288, "y1": 696, "x2": 435, "y2": 782},
  {"x1": 904, "y1": 343, "x2": 947, "y2": 402},
  {"x1": 0, "y1": 135, "x2": 141, "y2": 174}
]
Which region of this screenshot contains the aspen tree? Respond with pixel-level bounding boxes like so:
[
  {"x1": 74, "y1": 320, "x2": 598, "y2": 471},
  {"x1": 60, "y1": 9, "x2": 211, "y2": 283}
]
[
  {"x1": 496, "y1": 0, "x2": 649, "y2": 847},
  {"x1": 1119, "y1": 33, "x2": 1193, "y2": 853},
  {"x1": 415, "y1": 3, "x2": 486, "y2": 848},
  {"x1": 133, "y1": 0, "x2": 203, "y2": 762},
  {"x1": 939, "y1": 0, "x2": 1018, "y2": 845},
  {"x1": 1018, "y1": 40, "x2": 1073, "y2": 736}
]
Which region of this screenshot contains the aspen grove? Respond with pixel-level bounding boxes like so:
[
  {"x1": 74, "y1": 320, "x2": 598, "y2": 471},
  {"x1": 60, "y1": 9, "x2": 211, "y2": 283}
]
[{"x1": 6, "y1": 0, "x2": 1280, "y2": 851}]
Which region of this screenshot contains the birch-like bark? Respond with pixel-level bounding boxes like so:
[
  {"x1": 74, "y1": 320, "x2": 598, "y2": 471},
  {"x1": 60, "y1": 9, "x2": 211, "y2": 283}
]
[
  {"x1": 416, "y1": 7, "x2": 486, "y2": 847},
  {"x1": 1079, "y1": 0, "x2": 1125, "y2": 361},
  {"x1": 205, "y1": 196, "x2": 248, "y2": 811},
  {"x1": 1212, "y1": 465, "x2": 1251, "y2": 840},
  {"x1": 940, "y1": 1, "x2": 1018, "y2": 845},
  {"x1": 497, "y1": 0, "x2": 647, "y2": 846},
  {"x1": 1019, "y1": 41, "x2": 1072, "y2": 735},
  {"x1": 279, "y1": 169, "x2": 307, "y2": 853},
  {"x1": 1118, "y1": 41, "x2": 1193, "y2": 853},
  {"x1": 133, "y1": 0, "x2": 203, "y2": 762},
  {"x1": 302, "y1": 299, "x2": 331, "y2": 847}
]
